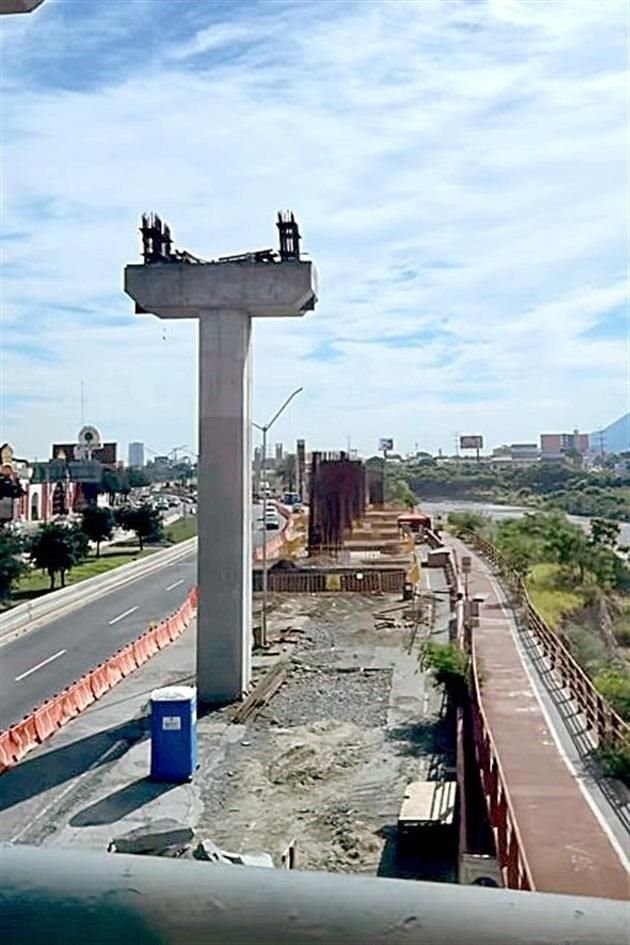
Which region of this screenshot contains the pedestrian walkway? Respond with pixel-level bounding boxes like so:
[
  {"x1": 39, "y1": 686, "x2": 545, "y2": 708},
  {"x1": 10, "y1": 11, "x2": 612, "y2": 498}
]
[{"x1": 450, "y1": 537, "x2": 629, "y2": 900}]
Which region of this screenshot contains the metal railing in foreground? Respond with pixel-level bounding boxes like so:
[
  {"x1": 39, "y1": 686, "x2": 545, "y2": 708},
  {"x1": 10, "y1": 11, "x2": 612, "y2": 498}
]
[{"x1": 0, "y1": 844, "x2": 627, "y2": 945}]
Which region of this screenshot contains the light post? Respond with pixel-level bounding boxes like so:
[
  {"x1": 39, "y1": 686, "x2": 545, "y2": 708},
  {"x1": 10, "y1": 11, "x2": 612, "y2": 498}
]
[{"x1": 253, "y1": 386, "x2": 303, "y2": 647}]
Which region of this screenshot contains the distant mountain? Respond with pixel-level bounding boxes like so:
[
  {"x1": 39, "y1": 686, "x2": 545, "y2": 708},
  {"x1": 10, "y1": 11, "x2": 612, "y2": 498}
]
[{"x1": 590, "y1": 413, "x2": 630, "y2": 454}]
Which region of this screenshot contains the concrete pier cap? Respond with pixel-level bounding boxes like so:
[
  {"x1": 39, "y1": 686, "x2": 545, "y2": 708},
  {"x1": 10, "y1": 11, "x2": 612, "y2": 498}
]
[
  {"x1": 125, "y1": 258, "x2": 318, "y2": 319},
  {"x1": 123, "y1": 212, "x2": 317, "y2": 706}
]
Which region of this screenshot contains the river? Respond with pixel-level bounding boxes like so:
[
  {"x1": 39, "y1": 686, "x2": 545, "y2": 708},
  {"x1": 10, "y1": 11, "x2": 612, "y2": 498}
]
[{"x1": 420, "y1": 499, "x2": 630, "y2": 549}]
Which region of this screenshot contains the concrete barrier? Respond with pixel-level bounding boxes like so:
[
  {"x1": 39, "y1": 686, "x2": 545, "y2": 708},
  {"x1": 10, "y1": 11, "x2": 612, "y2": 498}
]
[{"x1": 0, "y1": 537, "x2": 197, "y2": 646}]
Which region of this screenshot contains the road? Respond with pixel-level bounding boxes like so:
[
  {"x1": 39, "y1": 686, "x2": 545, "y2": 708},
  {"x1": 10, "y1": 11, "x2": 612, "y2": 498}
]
[{"x1": 0, "y1": 503, "x2": 280, "y2": 730}]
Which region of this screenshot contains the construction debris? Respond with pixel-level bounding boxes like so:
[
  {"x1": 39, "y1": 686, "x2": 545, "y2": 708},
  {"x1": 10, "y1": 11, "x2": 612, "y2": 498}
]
[
  {"x1": 232, "y1": 660, "x2": 290, "y2": 724},
  {"x1": 108, "y1": 819, "x2": 194, "y2": 856}
]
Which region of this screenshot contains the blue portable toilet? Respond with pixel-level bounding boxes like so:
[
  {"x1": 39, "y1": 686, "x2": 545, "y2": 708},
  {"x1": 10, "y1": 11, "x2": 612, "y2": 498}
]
[{"x1": 150, "y1": 685, "x2": 197, "y2": 782}]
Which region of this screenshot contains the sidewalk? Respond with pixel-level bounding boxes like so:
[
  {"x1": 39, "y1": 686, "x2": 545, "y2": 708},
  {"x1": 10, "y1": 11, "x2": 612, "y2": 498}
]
[{"x1": 450, "y1": 536, "x2": 629, "y2": 899}]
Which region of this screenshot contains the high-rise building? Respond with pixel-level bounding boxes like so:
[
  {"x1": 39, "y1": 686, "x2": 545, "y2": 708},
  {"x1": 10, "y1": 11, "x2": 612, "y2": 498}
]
[
  {"x1": 128, "y1": 441, "x2": 145, "y2": 468},
  {"x1": 275, "y1": 442, "x2": 283, "y2": 463}
]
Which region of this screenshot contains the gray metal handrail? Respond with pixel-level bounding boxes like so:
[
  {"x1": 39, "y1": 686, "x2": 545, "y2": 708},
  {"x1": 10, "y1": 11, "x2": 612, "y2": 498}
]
[{"x1": 0, "y1": 845, "x2": 627, "y2": 945}]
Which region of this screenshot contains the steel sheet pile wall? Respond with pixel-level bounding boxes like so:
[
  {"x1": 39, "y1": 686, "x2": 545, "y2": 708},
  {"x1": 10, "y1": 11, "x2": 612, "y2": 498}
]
[
  {"x1": 367, "y1": 466, "x2": 384, "y2": 507},
  {"x1": 308, "y1": 452, "x2": 366, "y2": 556}
]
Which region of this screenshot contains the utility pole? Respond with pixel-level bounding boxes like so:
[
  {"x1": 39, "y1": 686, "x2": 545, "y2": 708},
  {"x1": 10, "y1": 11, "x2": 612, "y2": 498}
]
[{"x1": 253, "y1": 387, "x2": 303, "y2": 647}]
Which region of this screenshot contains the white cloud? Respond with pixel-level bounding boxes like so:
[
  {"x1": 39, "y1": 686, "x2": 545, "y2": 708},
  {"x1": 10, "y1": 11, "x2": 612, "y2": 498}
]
[{"x1": 0, "y1": 0, "x2": 628, "y2": 458}]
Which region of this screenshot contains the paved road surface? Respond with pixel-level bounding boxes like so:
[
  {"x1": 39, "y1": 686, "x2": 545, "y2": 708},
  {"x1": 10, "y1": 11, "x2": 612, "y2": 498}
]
[{"x1": 0, "y1": 503, "x2": 279, "y2": 729}]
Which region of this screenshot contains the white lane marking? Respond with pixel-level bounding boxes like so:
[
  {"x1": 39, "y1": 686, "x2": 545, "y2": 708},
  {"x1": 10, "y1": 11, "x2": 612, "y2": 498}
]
[
  {"x1": 483, "y1": 566, "x2": 630, "y2": 874},
  {"x1": 108, "y1": 605, "x2": 138, "y2": 626},
  {"x1": 166, "y1": 579, "x2": 184, "y2": 591},
  {"x1": 15, "y1": 649, "x2": 66, "y2": 682}
]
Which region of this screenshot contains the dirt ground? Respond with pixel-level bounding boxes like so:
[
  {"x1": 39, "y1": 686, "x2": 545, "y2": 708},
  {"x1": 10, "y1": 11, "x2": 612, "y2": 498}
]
[{"x1": 194, "y1": 589, "x2": 455, "y2": 876}]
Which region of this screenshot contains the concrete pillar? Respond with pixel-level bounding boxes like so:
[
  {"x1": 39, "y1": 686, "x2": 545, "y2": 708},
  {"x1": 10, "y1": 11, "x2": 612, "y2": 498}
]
[
  {"x1": 197, "y1": 312, "x2": 252, "y2": 703},
  {"x1": 124, "y1": 227, "x2": 317, "y2": 705}
]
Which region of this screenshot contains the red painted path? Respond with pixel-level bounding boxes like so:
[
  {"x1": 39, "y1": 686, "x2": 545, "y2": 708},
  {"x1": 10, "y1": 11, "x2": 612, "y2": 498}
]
[{"x1": 452, "y1": 537, "x2": 628, "y2": 900}]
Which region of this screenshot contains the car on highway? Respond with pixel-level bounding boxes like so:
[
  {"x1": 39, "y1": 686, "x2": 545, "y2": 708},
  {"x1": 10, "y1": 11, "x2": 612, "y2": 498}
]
[{"x1": 265, "y1": 510, "x2": 280, "y2": 530}]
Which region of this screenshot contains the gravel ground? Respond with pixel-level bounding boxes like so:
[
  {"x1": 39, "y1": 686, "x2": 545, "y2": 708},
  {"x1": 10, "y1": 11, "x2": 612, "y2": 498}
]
[
  {"x1": 263, "y1": 667, "x2": 392, "y2": 727},
  {"x1": 192, "y1": 590, "x2": 455, "y2": 876}
]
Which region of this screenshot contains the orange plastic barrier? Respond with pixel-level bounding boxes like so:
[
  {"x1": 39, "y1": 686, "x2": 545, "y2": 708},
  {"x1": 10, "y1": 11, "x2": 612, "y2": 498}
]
[
  {"x1": 6, "y1": 726, "x2": 28, "y2": 763},
  {"x1": 147, "y1": 628, "x2": 160, "y2": 658},
  {"x1": 33, "y1": 695, "x2": 63, "y2": 743},
  {"x1": 155, "y1": 622, "x2": 171, "y2": 650},
  {"x1": 10, "y1": 716, "x2": 39, "y2": 759},
  {"x1": 0, "y1": 731, "x2": 15, "y2": 773},
  {"x1": 165, "y1": 616, "x2": 179, "y2": 642},
  {"x1": 116, "y1": 643, "x2": 137, "y2": 677},
  {"x1": 132, "y1": 635, "x2": 150, "y2": 667},
  {"x1": 89, "y1": 666, "x2": 110, "y2": 700},
  {"x1": 105, "y1": 660, "x2": 123, "y2": 689},
  {"x1": 59, "y1": 684, "x2": 81, "y2": 721},
  {"x1": 72, "y1": 676, "x2": 95, "y2": 713}
]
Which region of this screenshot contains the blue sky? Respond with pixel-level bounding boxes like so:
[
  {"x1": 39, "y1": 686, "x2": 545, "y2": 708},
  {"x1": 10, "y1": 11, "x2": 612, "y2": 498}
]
[{"x1": 1, "y1": 0, "x2": 628, "y2": 459}]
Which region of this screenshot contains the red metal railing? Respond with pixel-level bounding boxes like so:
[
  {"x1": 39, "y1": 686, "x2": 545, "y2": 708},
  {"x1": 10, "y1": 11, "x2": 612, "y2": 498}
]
[
  {"x1": 470, "y1": 642, "x2": 534, "y2": 890},
  {"x1": 463, "y1": 531, "x2": 630, "y2": 751}
]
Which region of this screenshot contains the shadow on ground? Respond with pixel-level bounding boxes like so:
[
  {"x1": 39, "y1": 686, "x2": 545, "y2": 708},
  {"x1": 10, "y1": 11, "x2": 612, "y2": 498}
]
[
  {"x1": 0, "y1": 717, "x2": 148, "y2": 813},
  {"x1": 386, "y1": 714, "x2": 455, "y2": 773},
  {"x1": 69, "y1": 777, "x2": 176, "y2": 827},
  {"x1": 376, "y1": 823, "x2": 458, "y2": 882}
]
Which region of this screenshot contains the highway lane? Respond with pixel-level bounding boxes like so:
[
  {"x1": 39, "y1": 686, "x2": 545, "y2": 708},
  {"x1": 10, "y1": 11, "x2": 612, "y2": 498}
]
[
  {"x1": 0, "y1": 552, "x2": 197, "y2": 729},
  {"x1": 0, "y1": 503, "x2": 282, "y2": 729}
]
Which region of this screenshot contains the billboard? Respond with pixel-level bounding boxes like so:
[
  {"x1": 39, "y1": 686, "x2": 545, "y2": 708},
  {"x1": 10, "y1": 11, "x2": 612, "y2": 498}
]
[
  {"x1": 379, "y1": 438, "x2": 394, "y2": 452},
  {"x1": 460, "y1": 435, "x2": 483, "y2": 450}
]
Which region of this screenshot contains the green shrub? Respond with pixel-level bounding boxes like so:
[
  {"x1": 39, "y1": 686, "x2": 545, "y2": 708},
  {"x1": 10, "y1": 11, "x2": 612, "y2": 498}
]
[
  {"x1": 447, "y1": 511, "x2": 489, "y2": 538},
  {"x1": 419, "y1": 642, "x2": 469, "y2": 703},
  {"x1": 593, "y1": 669, "x2": 630, "y2": 721},
  {"x1": 597, "y1": 739, "x2": 630, "y2": 786}
]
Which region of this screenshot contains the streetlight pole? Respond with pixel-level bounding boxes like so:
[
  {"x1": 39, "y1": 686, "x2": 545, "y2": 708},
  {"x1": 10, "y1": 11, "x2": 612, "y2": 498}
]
[{"x1": 253, "y1": 386, "x2": 303, "y2": 647}]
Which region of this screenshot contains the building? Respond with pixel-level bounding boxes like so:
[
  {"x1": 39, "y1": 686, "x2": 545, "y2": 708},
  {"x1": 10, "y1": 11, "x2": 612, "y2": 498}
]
[
  {"x1": 275, "y1": 442, "x2": 283, "y2": 464},
  {"x1": 51, "y1": 441, "x2": 117, "y2": 465},
  {"x1": 509, "y1": 443, "x2": 539, "y2": 462},
  {"x1": 590, "y1": 413, "x2": 630, "y2": 456},
  {"x1": 128, "y1": 441, "x2": 145, "y2": 468},
  {"x1": 0, "y1": 443, "x2": 31, "y2": 523},
  {"x1": 540, "y1": 430, "x2": 589, "y2": 462}
]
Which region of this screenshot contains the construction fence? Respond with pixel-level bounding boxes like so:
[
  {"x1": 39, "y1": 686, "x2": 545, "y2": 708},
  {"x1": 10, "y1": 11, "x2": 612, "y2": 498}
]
[{"x1": 253, "y1": 568, "x2": 407, "y2": 594}]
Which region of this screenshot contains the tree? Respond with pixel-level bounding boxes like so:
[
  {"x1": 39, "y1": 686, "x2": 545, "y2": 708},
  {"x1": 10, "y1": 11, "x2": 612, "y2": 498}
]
[
  {"x1": 590, "y1": 518, "x2": 620, "y2": 549},
  {"x1": 388, "y1": 478, "x2": 416, "y2": 508},
  {"x1": 29, "y1": 522, "x2": 88, "y2": 590},
  {"x1": 530, "y1": 513, "x2": 589, "y2": 582},
  {"x1": 0, "y1": 525, "x2": 26, "y2": 602},
  {"x1": 117, "y1": 503, "x2": 163, "y2": 551},
  {"x1": 447, "y1": 511, "x2": 488, "y2": 537},
  {"x1": 80, "y1": 505, "x2": 114, "y2": 557},
  {"x1": 100, "y1": 468, "x2": 131, "y2": 502},
  {"x1": 127, "y1": 467, "x2": 150, "y2": 489}
]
